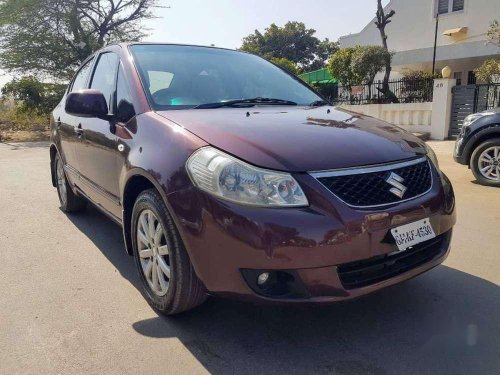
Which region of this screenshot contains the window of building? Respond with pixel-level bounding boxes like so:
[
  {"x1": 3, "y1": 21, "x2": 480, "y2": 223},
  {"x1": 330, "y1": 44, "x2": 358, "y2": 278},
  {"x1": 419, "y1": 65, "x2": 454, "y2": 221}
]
[
  {"x1": 437, "y1": 0, "x2": 464, "y2": 15},
  {"x1": 467, "y1": 71, "x2": 476, "y2": 85},
  {"x1": 453, "y1": 71, "x2": 462, "y2": 85}
]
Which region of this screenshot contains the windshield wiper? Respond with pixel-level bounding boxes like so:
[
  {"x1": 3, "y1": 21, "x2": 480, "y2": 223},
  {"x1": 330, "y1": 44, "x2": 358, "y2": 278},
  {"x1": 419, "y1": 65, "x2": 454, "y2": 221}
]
[
  {"x1": 309, "y1": 100, "x2": 330, "y2": 107},
  {"x1": 193, "y1": 97, "x2": 298, "y2": 109}
]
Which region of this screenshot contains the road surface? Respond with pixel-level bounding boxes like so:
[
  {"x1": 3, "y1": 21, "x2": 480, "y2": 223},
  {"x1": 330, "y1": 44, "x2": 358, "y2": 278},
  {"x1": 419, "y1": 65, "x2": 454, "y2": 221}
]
[{"x1": 0, "y1": 141, "x2": 498, "y2": 374}]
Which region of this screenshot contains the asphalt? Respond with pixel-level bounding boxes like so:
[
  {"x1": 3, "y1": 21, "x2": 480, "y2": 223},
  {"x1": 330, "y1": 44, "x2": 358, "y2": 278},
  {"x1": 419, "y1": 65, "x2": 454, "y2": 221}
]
[{"x1": 0, "y1": 140, "x2": 498, "y2": 375}]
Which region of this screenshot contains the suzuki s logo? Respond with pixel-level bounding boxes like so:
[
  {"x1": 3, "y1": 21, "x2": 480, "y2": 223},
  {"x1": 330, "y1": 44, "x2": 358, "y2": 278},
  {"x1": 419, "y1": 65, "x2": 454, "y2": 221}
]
[{"x1": 385, "y1": 172, "x2": 407, "y2": 199}]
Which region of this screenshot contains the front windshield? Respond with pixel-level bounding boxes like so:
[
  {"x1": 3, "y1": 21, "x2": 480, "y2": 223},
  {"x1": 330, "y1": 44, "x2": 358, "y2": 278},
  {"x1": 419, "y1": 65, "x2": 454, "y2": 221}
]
[{"x1": 129, "y1": 44, "x2": 323, "y2": 110}]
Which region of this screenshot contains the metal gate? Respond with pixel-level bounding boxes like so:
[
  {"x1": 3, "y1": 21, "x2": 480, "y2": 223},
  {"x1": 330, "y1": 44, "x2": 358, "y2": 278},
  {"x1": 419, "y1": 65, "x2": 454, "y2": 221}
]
[
  {"x1": 450, "y1": 83, "x2": 500, "y2": 138},
  {"x1": 475, "y1": 83, "x2": 500, "y2": 112},
  {"x1": 449, "y1": 85, "x2": 476, "y2": 138}
]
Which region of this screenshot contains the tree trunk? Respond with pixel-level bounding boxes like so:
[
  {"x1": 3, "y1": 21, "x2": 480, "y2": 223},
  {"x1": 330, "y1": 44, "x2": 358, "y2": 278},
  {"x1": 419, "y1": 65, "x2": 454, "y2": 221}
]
[{"x1": 375, "y1": 0, "x2": 399, "y2": 103}]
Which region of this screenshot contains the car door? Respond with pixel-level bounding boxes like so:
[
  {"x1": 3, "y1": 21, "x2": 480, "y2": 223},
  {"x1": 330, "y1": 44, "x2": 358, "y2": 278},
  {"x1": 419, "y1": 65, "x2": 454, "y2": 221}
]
[
  {"x1": 74, "y1": 52, "x2": 121, "y2": 219},
  {"x1": 57, "y1": 57, "x2": 94, "y2": 181}
]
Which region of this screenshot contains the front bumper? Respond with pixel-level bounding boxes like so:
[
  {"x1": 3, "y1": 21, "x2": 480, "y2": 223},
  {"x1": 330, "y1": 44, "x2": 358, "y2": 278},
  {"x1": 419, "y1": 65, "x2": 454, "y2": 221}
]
[
  {"x1": 167, "y1": 166, "x2": 456, "y2": 303},
  {"x1": 453, "y1": 137, "x2": 467, "y2": 165}
]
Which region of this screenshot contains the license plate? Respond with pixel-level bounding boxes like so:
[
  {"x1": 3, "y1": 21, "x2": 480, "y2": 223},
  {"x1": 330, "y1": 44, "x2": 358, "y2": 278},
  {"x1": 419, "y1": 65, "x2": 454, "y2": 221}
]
[{"x1": 391, "y1": 218, "x2": 436, "y2": 251}]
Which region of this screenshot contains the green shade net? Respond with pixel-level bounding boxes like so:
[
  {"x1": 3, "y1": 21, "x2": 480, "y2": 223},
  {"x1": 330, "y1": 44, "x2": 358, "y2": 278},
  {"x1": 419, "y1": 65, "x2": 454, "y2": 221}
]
[{"x1": 299, "y1": 68, "x2": 337, "y2": 85}]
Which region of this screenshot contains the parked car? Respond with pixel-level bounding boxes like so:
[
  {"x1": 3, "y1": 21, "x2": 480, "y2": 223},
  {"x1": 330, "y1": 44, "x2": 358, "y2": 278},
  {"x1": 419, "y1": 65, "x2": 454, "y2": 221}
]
[
  {"x1": 50, "y1": 43, "x2": 456, "y2": 315},
  {"x1": 454, "y1": 109, "x2": 500, "y2": 186}
]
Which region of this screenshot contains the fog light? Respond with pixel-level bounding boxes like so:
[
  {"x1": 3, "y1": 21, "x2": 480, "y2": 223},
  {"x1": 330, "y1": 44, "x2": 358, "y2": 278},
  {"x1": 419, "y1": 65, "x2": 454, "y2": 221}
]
[{"x1": 257, "y1": 272, "x2": 270, "y2": 286}]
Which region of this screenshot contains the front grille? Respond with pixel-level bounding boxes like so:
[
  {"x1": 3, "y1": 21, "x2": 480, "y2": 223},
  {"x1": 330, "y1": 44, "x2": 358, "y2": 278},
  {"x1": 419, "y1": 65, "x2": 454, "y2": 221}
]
[
  {"x1": 337, "y1": 231, "x2": 451, "y2": 289},
  {"x1": 315, "y1": 158, "x2": 432, "y2": 207}
]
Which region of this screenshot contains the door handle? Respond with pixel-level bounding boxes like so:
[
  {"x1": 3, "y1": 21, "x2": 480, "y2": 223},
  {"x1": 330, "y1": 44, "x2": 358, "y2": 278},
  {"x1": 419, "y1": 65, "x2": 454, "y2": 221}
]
[
  {"x1": 75, "y1": 123, "x2": 83, "y2": 137},
  {"x1": 56, "y1": 117, "x2": 62, "y2": 128}
]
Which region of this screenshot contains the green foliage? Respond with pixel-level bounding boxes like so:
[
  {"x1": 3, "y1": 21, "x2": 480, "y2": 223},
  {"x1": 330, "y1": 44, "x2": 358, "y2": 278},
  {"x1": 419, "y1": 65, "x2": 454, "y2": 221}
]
[
  {"x1": 310, "y1": 39, "x2": 340, "y2": 71},
  {"x1": 327, "y1": 47, "x2": 358, "y2": 88},
  {"x1": 487, "y1": 19, "x2": 500, "y2": 47},
  {"x1": 240, "y1": 22, "x2": 339, "y2": 70},
  {"x1": 310, "y1": 82, "x2": 337, "y2": 100},
  {"x1": 474, "y1": 59, "x2": 500, "y2": 83},
  {"x1": 0, "y1": 104, "x2": 48, "y2": 131},
  {"x1": 351, "y1": 46, "x2": 392, "y2": 85},
  {"x1": 0, "y1": 0, "x2": 160, "y2": 80},
  {"x1": 1, "y1": 76, "x2": 66, "y2": 114},
  {"x1": 401, "y1": 70, "x2": 440, "y2": 80},
  {"x1": 400, "y1": 70, "x2": 438, "y2": 102},
  {"x1": 328, "y1": 45, "x2": 390, "y2": 88},
  {"x1": 270, "y1": 57, "x2": 301, "y2": 75}
]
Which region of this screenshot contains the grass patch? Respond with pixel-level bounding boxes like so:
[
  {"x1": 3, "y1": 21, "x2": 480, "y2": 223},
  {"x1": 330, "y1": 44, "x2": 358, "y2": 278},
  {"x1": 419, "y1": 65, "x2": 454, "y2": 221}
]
[{"x1": 0, "y1": 103, "x2": 50, "y2": 142}]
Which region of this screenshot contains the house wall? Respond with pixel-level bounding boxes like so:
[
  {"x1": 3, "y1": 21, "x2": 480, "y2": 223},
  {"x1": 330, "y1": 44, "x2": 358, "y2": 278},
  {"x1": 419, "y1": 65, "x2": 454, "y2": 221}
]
[
  {"x1": 339, "y1": 102, "x2": 433, "y2": 134},
  {"x1": 337, "y1": 78, "x2": 459, "y2": 140},
  {"x1": 339, "y1": 0, "x2": 497, "y2": 52},
  {"x1": 339, "y1": 0, "x2": 500, "y2": 81}
]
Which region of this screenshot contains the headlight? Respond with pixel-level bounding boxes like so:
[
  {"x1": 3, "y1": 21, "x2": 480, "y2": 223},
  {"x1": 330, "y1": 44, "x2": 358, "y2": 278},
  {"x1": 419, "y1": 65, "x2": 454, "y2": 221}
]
[
  {"x1": 426, "y1": 144, "x2": 439, "y2": 169},
  {"x1": 462, "y1": 111, "x2": 494, "y2": 127},
  {"x1": 186, "y1": 147, "x2": 309, "y2": 207},
  {"x1": 440, "y1": 171, "x2": 455, "y2": 214}
]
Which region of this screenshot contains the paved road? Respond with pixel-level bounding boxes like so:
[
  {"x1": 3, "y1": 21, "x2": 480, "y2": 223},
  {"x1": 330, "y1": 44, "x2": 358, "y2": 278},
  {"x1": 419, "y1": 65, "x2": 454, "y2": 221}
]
[{"x1": 0, "y1": 141, "x2": 498, "y2": 375}]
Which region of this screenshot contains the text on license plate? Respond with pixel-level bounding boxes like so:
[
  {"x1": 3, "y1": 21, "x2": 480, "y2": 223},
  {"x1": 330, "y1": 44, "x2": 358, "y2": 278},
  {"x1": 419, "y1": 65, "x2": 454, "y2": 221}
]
[{"x1": 390, "y1": 218, "x2": 436, "y2": 251}]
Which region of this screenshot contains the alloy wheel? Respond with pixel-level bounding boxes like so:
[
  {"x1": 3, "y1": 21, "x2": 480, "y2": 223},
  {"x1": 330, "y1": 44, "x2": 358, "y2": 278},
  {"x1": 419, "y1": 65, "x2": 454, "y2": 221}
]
[
  {"x1": 478, "y1": 146, "x2": 500, "y2": 181},
  {"x1": 136, "y1": 209, "x2": 171, "y2": 296},
  {"x1": 56, "y1": 156, "x2": 67, "y2": 206}
]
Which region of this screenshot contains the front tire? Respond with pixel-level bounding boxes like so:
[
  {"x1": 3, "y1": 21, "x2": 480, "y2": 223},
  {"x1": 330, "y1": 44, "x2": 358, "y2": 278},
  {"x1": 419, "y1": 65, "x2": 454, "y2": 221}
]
[
  {"x1": 470, "y1": 138, "x2": 500, "y2": 187},
  {"x1": 131, "y1": 189, "x2": 207, "y2": 315},
  {"x1": 54, "y1": 153, "x2": 87, "y2": 212}
]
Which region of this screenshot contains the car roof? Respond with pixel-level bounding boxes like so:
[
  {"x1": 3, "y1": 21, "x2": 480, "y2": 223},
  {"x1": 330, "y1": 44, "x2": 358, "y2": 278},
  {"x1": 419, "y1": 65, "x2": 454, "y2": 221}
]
[{"x1": 103, "y1": 42, "x2": 242, "y2": 54}]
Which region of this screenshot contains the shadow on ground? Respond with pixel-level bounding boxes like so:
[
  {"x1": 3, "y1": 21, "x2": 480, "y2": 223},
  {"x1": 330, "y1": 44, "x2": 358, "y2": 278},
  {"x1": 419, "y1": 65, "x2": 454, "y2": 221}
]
[
  {"x1": 68, "y1": 205, "x2": 500, "y2": 375},
  {"x1": 0, "y1": 141, "x2": 50, "y2": 150}
]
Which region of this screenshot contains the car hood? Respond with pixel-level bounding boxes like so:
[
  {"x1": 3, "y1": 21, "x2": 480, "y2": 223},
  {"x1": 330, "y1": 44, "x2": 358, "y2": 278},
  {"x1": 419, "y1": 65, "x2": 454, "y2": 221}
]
[{"x1": 157, "y1": 106, "x2": 427, "y2": 172}]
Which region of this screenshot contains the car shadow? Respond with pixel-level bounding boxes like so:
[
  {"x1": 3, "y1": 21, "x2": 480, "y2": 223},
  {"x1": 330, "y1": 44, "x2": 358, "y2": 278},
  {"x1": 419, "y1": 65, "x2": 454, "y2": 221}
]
[
  {"x1": 0, "y1": 141, "x2": 50, "y2": 150},
  {"x1": 67, "y1": 205, "x2": 500, "y2": 375},
  {"x1": 64, "y1": 204, "x2": 141, "y2": 290},
  {"x1": 470, "y1": 180, "x2": 499, "y2": 188}
]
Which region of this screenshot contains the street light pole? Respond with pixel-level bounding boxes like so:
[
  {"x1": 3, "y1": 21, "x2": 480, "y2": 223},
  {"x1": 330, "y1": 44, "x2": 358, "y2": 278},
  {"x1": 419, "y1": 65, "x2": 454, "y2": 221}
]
[{"x1": 432, "y1": 13, "x2": 439, "y2": 74}]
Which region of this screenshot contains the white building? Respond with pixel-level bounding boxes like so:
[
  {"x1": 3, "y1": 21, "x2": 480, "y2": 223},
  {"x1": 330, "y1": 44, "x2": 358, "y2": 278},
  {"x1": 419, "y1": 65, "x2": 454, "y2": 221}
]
[{"x1": 339, "y1": 0, "x2": 500, "y2": 84}]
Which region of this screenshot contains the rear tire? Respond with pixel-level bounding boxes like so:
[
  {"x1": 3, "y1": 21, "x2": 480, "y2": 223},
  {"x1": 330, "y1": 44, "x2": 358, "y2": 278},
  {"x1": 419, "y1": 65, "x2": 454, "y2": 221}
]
[
  {"x1": 54, "y1": 153, "x2": 87, "y2": 212},
  {"x1": 470, "y1": 138, "x2": 500, "y2": 187},
  {"x1": 131, "y1": 189, "x2": 207, "y2": 315}
]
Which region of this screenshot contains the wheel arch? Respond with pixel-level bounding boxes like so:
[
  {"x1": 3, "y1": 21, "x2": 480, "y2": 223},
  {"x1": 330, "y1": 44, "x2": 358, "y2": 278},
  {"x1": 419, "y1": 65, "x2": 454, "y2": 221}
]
[
  {"x1": 49, "y1": 143, "x2": 60, "y2": 187},
  {"x1": 121, "y1": 169, "x2": 171, "y2": 256},
  {"x1": 464, "y1": 125, "x2": 500, "y2": 165}
]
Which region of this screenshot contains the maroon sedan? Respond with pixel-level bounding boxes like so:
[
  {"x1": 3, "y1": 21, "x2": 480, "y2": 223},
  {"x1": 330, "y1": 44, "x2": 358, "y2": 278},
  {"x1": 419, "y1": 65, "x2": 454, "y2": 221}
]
[{"x1": 50, "y1": 43, "x2": 456, "y2": 314}]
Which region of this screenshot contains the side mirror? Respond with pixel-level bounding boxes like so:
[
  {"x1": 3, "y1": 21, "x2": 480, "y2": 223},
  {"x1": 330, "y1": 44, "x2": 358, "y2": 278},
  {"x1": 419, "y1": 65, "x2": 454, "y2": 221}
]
[{"x1": 65, "y1": 89, "x2": 110, "y2": 119}]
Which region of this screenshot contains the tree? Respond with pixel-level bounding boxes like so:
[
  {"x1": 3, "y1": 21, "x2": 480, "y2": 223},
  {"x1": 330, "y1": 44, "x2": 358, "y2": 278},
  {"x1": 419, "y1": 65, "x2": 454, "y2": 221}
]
[
  {"x1": 309, "y1": 39, "x2": 339, "y2": 70},
  {"x1": 270, "y1": 57, "x2": 301, "y2": 75},
  {"x1": 1, "y1": 75, "x2": 66, "y2": 113},
  {"x1": 374, "y1": 0, "x2": 398, "y2": 103},
  {"x1": 240, "y1": 21, "x2": 339, "y2": 70},
  {"x1": 327, "y1": 47, "x2": 359, "y2": 88},
  {"x1": 0, "y1": 0, "x2": 161, "y2": 81},
  {"x1": 487, "y1": 19, "x2": 500, "y2": 47},
  {"x1": 328, "y1": 45, "x2": 389, "y2": 85},
  {"x1": 474, "y1": 59, "x2": 500, "y2": 83},
  {"x1": 351, "y1": 45, "x2": 391, "y2": 97}
]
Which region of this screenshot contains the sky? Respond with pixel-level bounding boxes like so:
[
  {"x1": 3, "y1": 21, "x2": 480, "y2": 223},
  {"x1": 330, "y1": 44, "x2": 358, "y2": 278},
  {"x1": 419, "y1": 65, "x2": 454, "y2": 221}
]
[{"x1": 0, "y1": 0, "x2": 389, "y2": 88}]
